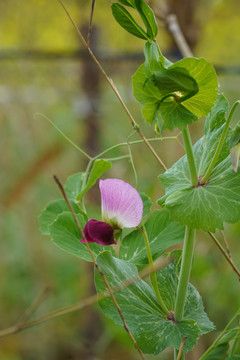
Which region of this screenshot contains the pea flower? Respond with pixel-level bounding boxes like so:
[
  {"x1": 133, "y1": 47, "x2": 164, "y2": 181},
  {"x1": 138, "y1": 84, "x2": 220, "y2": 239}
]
[{"x1": 81, "y1": 179, "x2": 143, "y2": 246}]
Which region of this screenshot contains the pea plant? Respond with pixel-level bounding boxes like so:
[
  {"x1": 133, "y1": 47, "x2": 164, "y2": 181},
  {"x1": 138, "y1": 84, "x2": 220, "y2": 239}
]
[{"x1": 38, "y1": 0, "x2": 240, "y2": 359}]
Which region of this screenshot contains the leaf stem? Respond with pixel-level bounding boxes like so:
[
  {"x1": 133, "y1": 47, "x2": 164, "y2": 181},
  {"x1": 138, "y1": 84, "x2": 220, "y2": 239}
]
[
  {"x1": 199, "y1": 307, "x2": 240, "y2": 360},
  {"x1": 137, "y1": 226, "x2": 170, "y2": 316},
  {"x1": 174, "y1": 226, "x2": 195, "y2": 321},
  {"x1": 94, "y1": 136, "x2": 180, "y2": 160},
  {"x1": 181, "y1": 126, "x2": 198, "y2": 186},
  {"x1": 200, "y1": 100, "x2": 240, "y2": 184}
]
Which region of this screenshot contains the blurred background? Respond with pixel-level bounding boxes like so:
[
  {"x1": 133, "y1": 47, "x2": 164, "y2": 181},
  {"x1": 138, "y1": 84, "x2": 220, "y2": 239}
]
[{"x1": 0, "y1": 0, "x2": 240, "y2": 359}]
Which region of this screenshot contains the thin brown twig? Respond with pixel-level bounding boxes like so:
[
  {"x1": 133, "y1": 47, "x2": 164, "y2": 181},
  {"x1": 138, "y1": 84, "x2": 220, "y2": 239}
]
[
  {"x1": 208, "y1": 232, "x2": 240, "y2": 280},
  {"x1": 87, "y1": 0, "x2": 96, "y2": 46},
  {"x1": 0, "y1": 256, "x2": 170, "y2": 340},
  {"x1": 219, "y1": 230, "x2": 232, "y2": 258},
  {"x1": 53, "y1": 175, "x2": 146, "y2": 360},
  {"x1": 58, "y1": 0, "x2": 167, "y2": 172},
  {"x1": 176, "y1": 336, "x2": 187, "y2": 360}
]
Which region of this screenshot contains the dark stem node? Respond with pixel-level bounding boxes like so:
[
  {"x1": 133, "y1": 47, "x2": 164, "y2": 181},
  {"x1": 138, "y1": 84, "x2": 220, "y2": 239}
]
[
  {"x1": 166, "y1": 310, "x2": 177, "y2": 323},
  {"x1": 194, "y1": 175, "x2": 209, "y2": 188}
]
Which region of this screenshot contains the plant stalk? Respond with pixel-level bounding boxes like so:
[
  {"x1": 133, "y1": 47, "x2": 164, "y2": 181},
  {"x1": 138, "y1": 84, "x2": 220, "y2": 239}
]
[
  {"x1": 174, "y1": 227, "x2": 195, "y2": 321},
  {"x1": 181, "y1": 126, "x2": 198, "y2": 186},
  {"x1": 138, "y1": 226, "x2": 170, "y2": 317},
  {"x1": 174, "y1": 227, "x2": 195, "y2": 360},
  {"x1": 174, "y1": 126, "x2": 197, "y2": 359}
]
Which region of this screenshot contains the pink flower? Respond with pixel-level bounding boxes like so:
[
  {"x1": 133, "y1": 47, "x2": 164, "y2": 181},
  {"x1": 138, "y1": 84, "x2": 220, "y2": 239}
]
[{"x1": 81, "y1": 179, "x2": 143, "y2": 246}]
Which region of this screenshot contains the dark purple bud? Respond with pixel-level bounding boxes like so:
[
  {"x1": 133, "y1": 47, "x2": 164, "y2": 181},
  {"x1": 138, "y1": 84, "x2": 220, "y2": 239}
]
[{"x1": 80, "y1": 219, "x2": 116, "y2": 246}]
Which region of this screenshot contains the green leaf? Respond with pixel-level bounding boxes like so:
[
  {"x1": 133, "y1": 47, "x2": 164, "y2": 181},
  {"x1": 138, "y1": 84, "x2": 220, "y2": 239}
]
[
  {"x1": 158, "y1": 101, "x2": 240, "y2": 231},
  {"x1": 78, "y1": 159, "x2": 111, "y2": 200},
  {"x1": 204, "y1": 343, "x2": 229, "y2": 360},
  {"x1": 111, "y1": 3, "x2": 148, "y2": 40},
  {"x1": 134, "y1": 0, "x2": 158, "y2": 39},
  {"x1": 119, "y1": 209, "x2": 184, "y2": 264},
  {"x1": 64, "y1": 172, "x2": 85, "y2": 201},
  {"x1": 169, "y1": 58, "x2": 218, "y2": 118},
  {"x1": 153, "y1": 67, "x2": 199, "y2": 98},
  {"x1": 204, "y1": 330, "x2": 239, "y2": 360},
  {"x1": 230, "y1": 120, "x2": 240, "y2": 148},
  {"x1": 49, "y1": 212, "x2": 113, "y2": 262},
  {"x1": 226, "y1": 357, "x2": 240, "y2": 360},
  {"x1": 156, "y1": 263, "x2": 214, "y2": 335},
  {"x1": 140, "y1": 192, "x2": 152, "y2": 219},
  {"x1": 118, "y1": 0, "x2": 135, "y2": 7},
  {"x1": 204, "y1": 94, "x2": 229, "y2": 134},
  {"x1": 132, "y1": 57, "x2": 218, "y2": 132},
  {"x1": 144, "y1": 41, "x2": 163, "y2": 72},
  {"x1": 39, "y1": 199, "x2": 84, "y2": 236},
  {"x1": 95, "y1": 251, "x2": 202, "y2": 354}
]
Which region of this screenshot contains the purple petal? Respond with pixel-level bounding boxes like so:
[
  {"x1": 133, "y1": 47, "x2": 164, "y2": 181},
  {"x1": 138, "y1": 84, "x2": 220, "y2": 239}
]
[
  {"x1": 80, "y1": 219, "x2": 116, "y2": 246},
  {"x1": 99, "y1": 179, "x2": 143, "y2": 229}
]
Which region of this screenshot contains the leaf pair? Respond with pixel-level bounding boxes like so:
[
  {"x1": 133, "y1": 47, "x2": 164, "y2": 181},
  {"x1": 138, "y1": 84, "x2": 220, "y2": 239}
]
[
  {"x1": 158, "y1": 95, "x2": 240, "y2": 232},
  {"x1": 133, "y1": 43, "x2": 218, "y2": 132},
  {"x1": 112, "y1": 0, "x2": 158, "y2": 40}
]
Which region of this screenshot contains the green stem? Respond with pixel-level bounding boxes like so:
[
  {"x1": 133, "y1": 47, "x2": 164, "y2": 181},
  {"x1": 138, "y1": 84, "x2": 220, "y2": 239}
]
[
  {"x1": 182, "y1": 127, "x2": 198, "y2": 186},
  {"x1": 137, "y1": 226, "x2": 170, "y2": 317},
  {"x1": 173, "y1": 126, "x2": 197, "y2": 359},
  {"x1": 174, "y1": 227, "x2": 195, "y2": 321},
  {"x1": 94, "y1": 136, "x2": 179, "y2": 160},
  {"x1": 200, "y1": 100, "x2": 240, "y2": 184},
  {"x1": 199, "y1": 307, "x2": 240, "y2": 360},
  {"x1": 174, "y1": 227, "x2": 195, "y2": 360}
]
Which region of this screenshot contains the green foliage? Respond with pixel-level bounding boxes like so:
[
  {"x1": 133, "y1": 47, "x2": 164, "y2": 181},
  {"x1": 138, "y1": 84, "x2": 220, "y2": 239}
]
[
  {"x1": 132, "y1": 57, "x2": 218, "y2": 132},
  {"x1": 144, "y1": 41, "x2": 164, "y2": 72},
  {"x1": 229, "y1": 120, "x2": 240, "y2": 148},
  {"x1": 204, "y1": 330, "x2": 239, "y2": 360},
  {"x1": 64, "y1": 172, "x2": 85, "y2": 201},
  {"x1": 134, "y1": 0, "x2": 158, "y2": 39},
  {"x1": 111, "y1": 3, "x2": 148, "y2": 40},
  {"x1": 77, "y1": 159, "x2": 112, "y2": 200},
  {"x1": 49, "y1": 212, "x2": 114, "y2": 262},
  {"x1": 119, "y1": 209, "x2": 185, "y2": 264},
  {"x1": 204, "y1": 344, "x2": 229, "y2": 360},
  {"x1": 140, "y1": 192, "x2": 152, "y2": 219},
  {"x1": 111, "y1": 0, "x2": 158, "y2": 40},
  {"x1": 158, "y1": 96, "x2": 240, "y2": 231},
  {"x1": 39, "y1": 199, "x2": 84, "y2": 236},
  {"x1": 95, "y1": 252, "x2": 214, "y2": 354}
]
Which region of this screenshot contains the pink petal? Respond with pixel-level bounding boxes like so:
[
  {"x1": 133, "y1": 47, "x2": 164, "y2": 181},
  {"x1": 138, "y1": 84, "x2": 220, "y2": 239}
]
[
  {"x1": 99, "y1": 179, "x2": 143, "y2": 229},
  {"x1": 80, "y1": 219, "x2": 116, "y2": 246}
]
